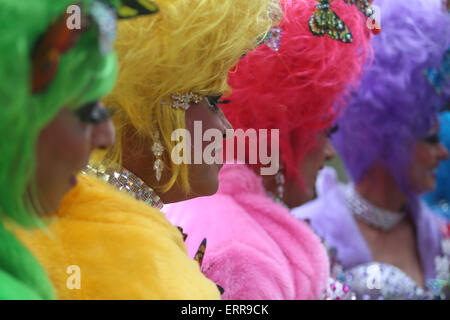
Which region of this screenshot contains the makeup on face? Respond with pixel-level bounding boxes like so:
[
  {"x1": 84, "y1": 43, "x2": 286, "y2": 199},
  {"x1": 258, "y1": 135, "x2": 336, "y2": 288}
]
[
  {"x1": 74, "y1": 101, "x2": 114, "y2": 125},
  {"x1": 326, "y1": 124, "x2": 339, "y2": 139},
  {"x1": 422, "y1": 132, "x2": 440, "y2": 145},
  {"x1": 35, "y1": 104, "x2": 116, "y2": 214},
  {"x1": 181, "y1": 95, "x2": 232, "y2": 198},
  {"x1": 422, "y1": 121, "x2": 441, "y2": 145},
  {"x1": 205, "y1": 95, "x2": 225, "y2": 112}
]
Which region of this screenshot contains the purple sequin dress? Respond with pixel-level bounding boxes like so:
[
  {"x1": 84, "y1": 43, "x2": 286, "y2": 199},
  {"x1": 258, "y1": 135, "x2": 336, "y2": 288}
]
[{"x1": 292, "y1": 167, "x2": 449, "y2": 300}]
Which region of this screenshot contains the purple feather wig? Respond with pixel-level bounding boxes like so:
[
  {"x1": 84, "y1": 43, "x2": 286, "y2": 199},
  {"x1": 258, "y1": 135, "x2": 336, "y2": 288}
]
[{"x1": 331, "y1": 0, "x2": 450, "y2": 195}]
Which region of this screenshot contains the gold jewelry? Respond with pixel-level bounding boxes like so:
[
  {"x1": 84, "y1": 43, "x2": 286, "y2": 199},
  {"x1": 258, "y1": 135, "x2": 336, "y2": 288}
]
[{"x1": 160, "y1": 92, "x2": 203, "y2": 110}]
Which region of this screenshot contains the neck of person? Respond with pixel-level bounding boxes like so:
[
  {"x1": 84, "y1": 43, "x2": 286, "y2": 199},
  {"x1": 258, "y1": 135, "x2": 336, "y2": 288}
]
[
  {"x1": 261, "y1": 172, "x2": 310, "y2": 209},
  {"x1": 355, "y1": 166, "x2": 409, "y2": 213}
]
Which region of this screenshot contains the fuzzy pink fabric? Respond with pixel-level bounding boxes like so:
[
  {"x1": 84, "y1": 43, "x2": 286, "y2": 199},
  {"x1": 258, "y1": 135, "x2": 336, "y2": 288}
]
[{"x1": 165, "y1": 164, "x2": 329, "y2": 300}]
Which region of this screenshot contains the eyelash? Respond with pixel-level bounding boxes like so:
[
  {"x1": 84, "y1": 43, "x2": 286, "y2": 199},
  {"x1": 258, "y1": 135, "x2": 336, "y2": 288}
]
[
  {"x1": 75, "y1": 102, "x2": 114, "y2": 124},
  {"x1": 326, "y1": 125, "x2": 339, "y2": 138},
  {"x1": 423, "y1": 133, "x2": 440, "y2": 145},
  {"x1": 206, "y1": 95, "x2": 223, "y2": 111}
]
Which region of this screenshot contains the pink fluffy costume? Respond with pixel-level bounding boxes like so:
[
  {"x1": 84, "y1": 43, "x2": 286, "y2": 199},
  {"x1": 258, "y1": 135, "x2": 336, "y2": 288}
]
[
  {"x1": 166, "y1": 0, "x2": 370, "y2": 300},
  {"x1": 166, "y1": 164, "x2": 329, "y2": 300}
]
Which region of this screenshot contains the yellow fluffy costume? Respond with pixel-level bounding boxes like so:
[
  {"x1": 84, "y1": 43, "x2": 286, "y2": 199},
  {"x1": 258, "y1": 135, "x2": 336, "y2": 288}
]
[
  {"x1": 16, "y1": 175, "x2": 218, "y2": 299},
  {"x1": 15, "y1": 0, "x2": 280, "y2": 299}
]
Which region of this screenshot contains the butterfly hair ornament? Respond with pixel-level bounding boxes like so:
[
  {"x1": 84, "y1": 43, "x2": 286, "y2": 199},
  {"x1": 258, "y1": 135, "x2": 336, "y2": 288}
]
[
  {"x1": 344, "y1": 0, "x2": 374, "y2": 17},
  {"x1": 32, "y1": 0, "x2": 159, "y2": 94},
  {"x1": 344, "y1": 0, "x2": 382, "y2": 35},
  {"x1": 308, "y1": 0, "x2": 353, "y2": 44},
  {"x1": 424, "y1": 47, "x2": 450, "y2": 96},
  {"x1": 117, "y1": 0, "x2": 159, "y2": 19}
]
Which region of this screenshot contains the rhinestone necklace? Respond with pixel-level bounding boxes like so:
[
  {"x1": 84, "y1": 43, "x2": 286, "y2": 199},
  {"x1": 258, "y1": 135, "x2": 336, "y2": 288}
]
[
  {"x1": 342, "y1": 184, "x2": 406, "y2": 231},
  {"x1": 82, "y1": 164, "x2": 164, "y2": 210}
]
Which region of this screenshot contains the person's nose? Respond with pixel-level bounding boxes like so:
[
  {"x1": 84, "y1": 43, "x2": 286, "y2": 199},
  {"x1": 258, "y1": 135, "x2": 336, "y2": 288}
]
[
  {"x1": 324, "y1": 139, "x2": 336, "y2": 161},
  {"x1": 91, "y1": 115, "x2": 116, "y2": 150},
  {"x1": 437, "y1": 142, "x2": 449, "y2": 161}
]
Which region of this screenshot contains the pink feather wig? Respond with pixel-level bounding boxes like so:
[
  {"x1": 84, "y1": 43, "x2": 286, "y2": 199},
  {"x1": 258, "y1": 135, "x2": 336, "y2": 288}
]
[{"x1": 222, "y1": 0, "x2": 372, "y2": 185}]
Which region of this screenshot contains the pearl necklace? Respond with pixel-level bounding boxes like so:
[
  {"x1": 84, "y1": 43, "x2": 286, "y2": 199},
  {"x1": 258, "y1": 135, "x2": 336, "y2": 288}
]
[
  {"x1": 342, "y1": 185, "x2": 406, "y2": 231},
  {"x1": 82, "y1": 164, "x2": 164, "y2": 210}
]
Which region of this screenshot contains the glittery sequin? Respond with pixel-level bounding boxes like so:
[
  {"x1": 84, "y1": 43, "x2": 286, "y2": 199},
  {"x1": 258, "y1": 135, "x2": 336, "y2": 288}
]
[
  {"x1": 161, "y1": 93, "x2": 204, "y2": 110},
  {"x1": 323, "y1": 277, "x2": 357, "y2": 300},
  {"x1": 424, "y1": 47, "x2": 449, "y2": 95},
  {"x1": 259, "y1": 26, "x2": 283, "y2": 51},
  {"x1": 342, "y1": 184, "x2": 406, "y2": 231},
  {"x1": 342, "y1": 263, "x2": 433, "y2": 300},
  {"x1": 344, "y1": 0, "x2": 375, "y2": 17},
  {"x1": 308, "y1": 0, "x2": 353, "y2": 44},
  {"x1": 324, "y1": 234, "x2": 450, "y2": 300}
]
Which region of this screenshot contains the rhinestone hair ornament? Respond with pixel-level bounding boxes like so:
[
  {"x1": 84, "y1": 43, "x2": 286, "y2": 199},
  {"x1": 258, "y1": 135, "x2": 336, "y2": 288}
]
[
  {"x1": 258, "y1": 0, "x2": 284, "y2": 51},
  {"x1": 344, "y1": 0, "x2": 382, "y2": 34},
  {"x1": 309, "y1": 0, "x2": 354, "y2": 43},
  {"x1": 260, "y1": 26, "x2": 283, "y2": 51},
  {"x1": 160, "y1": 92, "x2": 203, "y2": 110},
  {"x1": 344, "y1": 0, "x2": 374, "y2": 17},
  {"x1": 161, "y1": 2, "x2": 283, "y2": 109},
  {"x1": 424, "y1": 47, "x2": 450, "y2": 96}
]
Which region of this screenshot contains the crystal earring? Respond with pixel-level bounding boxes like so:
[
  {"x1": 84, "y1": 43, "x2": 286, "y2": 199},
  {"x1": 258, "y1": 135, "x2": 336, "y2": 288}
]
[
  {"x1": 275, "y1": 168, "x2": 285, "y2": 201},
  {"x1": 151, "y1": 130, "x2": 165, "y2": 182}
]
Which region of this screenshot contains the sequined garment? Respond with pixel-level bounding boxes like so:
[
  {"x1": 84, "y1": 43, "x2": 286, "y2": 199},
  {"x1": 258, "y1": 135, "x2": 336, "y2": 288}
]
[
  {"x1": 323, "y1": 277, "x2": 356, "y2": 300},
  {"x1": 82, "y1": 164, "x2": 164, "y2": 209},
  {"x1": 322, "y1": 212, "x2": 450, "y2": 300},
  {"x1": 326, "y1": 236, "x2": 450, "y2": 300},
  {"x1": 341, "y1": 263, "x2": 433, "y2": 300},
  {"x1": 292, "y1": 167, "x2": 448, "y2": 300},
  {"x1": 323, "y1": 234, "x2": 437, "y2": 300}
]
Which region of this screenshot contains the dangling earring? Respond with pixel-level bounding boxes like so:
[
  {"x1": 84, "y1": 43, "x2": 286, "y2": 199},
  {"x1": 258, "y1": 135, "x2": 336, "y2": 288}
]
[
  {"x1": 151, "y1": 130, "x2": 165, "y2": 182},
  {"x1": 275, "y1": 169, "x2": 285, "y2": 201}
]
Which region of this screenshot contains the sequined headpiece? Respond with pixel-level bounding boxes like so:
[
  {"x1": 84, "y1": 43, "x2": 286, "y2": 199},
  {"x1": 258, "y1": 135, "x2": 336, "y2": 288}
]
[
  {"x1": 331, "y1": 0, "x2": 449, "y2": 195},
  {"x1": 32, "y1": 1, "x2": 118, "y2": 93},
  {"x1": 308, "y1": 0, "x2": 353, "y2": 43},
  {"x1": 160, "y1": 92, "x2": 204, "y2": 110},
  {"x1": 259, "y1": 26, "x2": 283, "y2": 51},
  {"x1": 32, "y1": 0, "x2": 160, "y2": 94},
  {"x1": 258, "y1": 0, "x2": 284, "y2": 51},
  {"x1": 424, "y1": 47, "x2": 450, "y2": 96},
  {"x1": 344, "y1": 0, "x2": 374, "y2": 17}
]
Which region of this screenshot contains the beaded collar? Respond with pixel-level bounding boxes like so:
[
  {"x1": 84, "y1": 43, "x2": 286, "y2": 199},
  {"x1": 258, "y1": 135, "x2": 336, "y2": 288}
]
[
  {"x1": 82, "y1": 164, "x2": 164, "y2": 210},
  {"x1": 342, "y1": 185, "x2": 406, "y2": 231}
]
